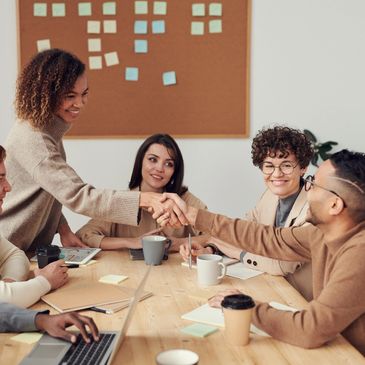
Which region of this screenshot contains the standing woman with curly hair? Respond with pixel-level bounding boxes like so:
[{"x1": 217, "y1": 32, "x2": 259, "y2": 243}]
[
  {"x1": 180, "y1": 126, "x2": 314, "y2": 301},
  {"x1": 0, "y1": 49, "x2": 186, "y2": 252}
]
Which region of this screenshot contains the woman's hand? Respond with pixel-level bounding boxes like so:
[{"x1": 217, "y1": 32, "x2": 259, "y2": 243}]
[
  {"x1": 179, "y1": 241, "x2": 212, "y2": 261},
  {"x1": 208, "y1": 289, "x2": 243, "y2": 308},
  {"x1": 59, "y1": 224, "x2": 87, "y2": 248}
]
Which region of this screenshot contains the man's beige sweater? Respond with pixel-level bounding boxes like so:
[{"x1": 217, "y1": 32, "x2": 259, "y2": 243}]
[
  {"x1": 0, "y1": 118, "x2": 140, "y2": 251},
  {"x1": 195, "y1": 209, "x2": 365, "y2": 356}
]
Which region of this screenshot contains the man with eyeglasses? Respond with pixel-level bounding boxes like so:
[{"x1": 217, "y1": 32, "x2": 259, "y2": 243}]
[
  {"x1": 164, "y1": 149, "x2": 365, "y2": 355},
  {"x1": 179, "y1": 126, "x2": 314, "y2": 301}
]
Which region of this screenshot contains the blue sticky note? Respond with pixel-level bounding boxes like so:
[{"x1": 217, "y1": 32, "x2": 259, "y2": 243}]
[
  {"x1": 162, "y1": 71, "x2": 176, "y2": 86},
  {"x1": 103, "y1": 2, "x2": 116, "y2": 15},
  {"x1": 134, "y1": 40, "x2": 148, "y2": 53},
  {"x1": 181, "y1": 323, "x2": 218, "y2": 338},
  {"x1": 152, "y1": 20, "x2": 165, "y2": 34},
  {"x1": 34, "y1": 3, "x2": 47, "y2": 17},
  {"x1": 134, "y1": 20, "x2": 148, "y2": 34},
  {"x1": 125, "y1": 67, "x2": 139, "y2": 81}
]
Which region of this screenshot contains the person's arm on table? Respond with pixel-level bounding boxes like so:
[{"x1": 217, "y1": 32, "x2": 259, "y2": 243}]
[{"x1": 0, "y1": 302, "x2": 99, "y2": 343}]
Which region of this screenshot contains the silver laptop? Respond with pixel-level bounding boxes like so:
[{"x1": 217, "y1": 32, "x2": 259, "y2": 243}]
[{"x1": 20, "y1": 265, "x2": 152, "y2": 365}]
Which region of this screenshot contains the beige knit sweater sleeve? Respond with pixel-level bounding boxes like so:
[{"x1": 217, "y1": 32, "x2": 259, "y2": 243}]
[
  {"x1": 0, "y1": 235, "x2": 29, "y2": 281},
  {"x1": 33, "y1": 150, "x2": 140, "y2": 226}
]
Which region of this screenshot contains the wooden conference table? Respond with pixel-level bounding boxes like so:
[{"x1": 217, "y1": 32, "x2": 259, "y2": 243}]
[{"x1": 0, "y1": 251, "x2": 364, "y2": 365}]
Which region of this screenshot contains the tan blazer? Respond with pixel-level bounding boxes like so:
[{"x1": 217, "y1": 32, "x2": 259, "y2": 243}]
[{"x1": 243, "y1": 187, "x2": 313, "y2": 301}]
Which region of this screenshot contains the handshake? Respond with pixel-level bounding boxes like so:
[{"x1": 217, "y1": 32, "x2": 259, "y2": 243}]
[{"x1": 141, "y1": 192, "x2": 198, "y2": 228}]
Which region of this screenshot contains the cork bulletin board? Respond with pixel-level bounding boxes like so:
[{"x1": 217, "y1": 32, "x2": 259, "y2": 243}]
[{"x1": 17, "y1": 0, "x2": 250, "y2": 138}]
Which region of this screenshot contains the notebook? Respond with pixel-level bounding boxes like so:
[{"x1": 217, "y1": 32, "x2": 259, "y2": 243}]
[
  {"x1": 226, "y1": 262, "x2": 264, "y2": 280},
  {"x1": 20, "y1": 265, "x2": 152, "y2": 365},
  {"x1": 41, "y1": 278, "x2": 148, "y2": 313}
]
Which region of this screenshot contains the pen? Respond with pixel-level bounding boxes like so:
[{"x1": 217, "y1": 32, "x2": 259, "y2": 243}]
[
  {"x1": 61, "y1": 264, "x2": 79, "y2": 268},
  {"x1": 188, "y1": 233, "x2": 192, "y2": 270},
  {"x1": 89, "y1": 307, "x2": 112, "y2": 314}
]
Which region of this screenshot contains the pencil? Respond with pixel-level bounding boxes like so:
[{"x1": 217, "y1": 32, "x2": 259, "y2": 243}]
[{"x1": 188, "y1": 233, "x2": 192, "y2": 270}]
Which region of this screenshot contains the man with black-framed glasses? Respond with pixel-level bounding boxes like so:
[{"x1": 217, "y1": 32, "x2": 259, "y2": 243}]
[{"x1": 164, "y1": 149, "x2": 365, "y2": 355}]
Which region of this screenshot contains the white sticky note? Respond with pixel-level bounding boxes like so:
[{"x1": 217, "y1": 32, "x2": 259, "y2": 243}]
[
  {"x1": 87, "y1": 20, "x2": 101, "y2": 34},
  {"x1": 191, "y1": 22, "x2": 204, "y2": 35},
  {"x1": 78, "y1": 2, "x2": 92, "y2": 16},
  {"x1": 192, "y1": 3, "x2": 205, "y2": 16},
  {"x1": 103, "y1": 2, "x2": 116, "y2": 15},
  {"x1": 99, "y1": 274, "x2": 128, "y2": 284},
  {"x1": 81, "y1": 259, "x2": 98, "y2": 266},
  {"x1": 153, "y1": 1, "x2": 167, "y2": 15},
  {"x1": 209, "y1": 3, "x2": 222, "y2": 16},
  {"x1": 134, "y1": 39, "x2": 148, "y2": 53},
  {"x1": 88, "y1": 38, "x2": 101, "y2": 52},
  {"x1": 103, "y1": 20, "x2": 117, "y2": 33},
  {"x1": 37, "y1": 39, "x2": 51, "y2": 52},
  {"x1": 163, "y1": 71, "x2": 176, "y2": 86},
  {"x1": 125, "y1": 67, "x2": 139, "y2": 81},
  {"x1": 209, "y1": 19, "x2": 222, "y2": 33},
  {"x1": 52, "y1": 3, "x2": 66, "y2": 17},
  {"x1": 104, "y1": 52, "x2": 119, "y2": 67},
  {"x1": 11, "y1": 332, "x2": 42, "y2": 345},
  {"x1": 34, "y1": 3, "x2": 47, "y2": 17},
  {"x1": 152, "y1": 20, "x2": 165, "y2": 34},
  {"x1": 134, "y1": 20, "x2": 148, "y2": 34},
  {"x1": 89, "y1": 56, "x2": 102, "y2": 70},
  {"x1": 135, "y1": 1, "x2": 148, "y2": 14}
]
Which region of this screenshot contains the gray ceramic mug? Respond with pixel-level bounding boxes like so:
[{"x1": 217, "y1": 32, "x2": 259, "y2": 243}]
[{"x1": 142, "y1": 235, "x2": 169, "y2": 265}]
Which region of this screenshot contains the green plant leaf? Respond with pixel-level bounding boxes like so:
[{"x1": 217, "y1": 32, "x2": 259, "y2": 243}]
[
  {"x1": 311, "y1": 154, "x2": 319, "y2": 167},
  {"x1": 304, "y1": 129, "x2": 317, "y2": 143}
]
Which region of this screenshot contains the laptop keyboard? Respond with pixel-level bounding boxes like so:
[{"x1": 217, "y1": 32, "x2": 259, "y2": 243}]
[{"x1": 61, "y1": 333, "x2": 116, "y2": 365}]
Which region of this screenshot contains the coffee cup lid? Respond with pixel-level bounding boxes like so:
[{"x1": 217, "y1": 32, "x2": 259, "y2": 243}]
[{"x1": 221, "y1": 294, "x2": 255, "y2": 310}]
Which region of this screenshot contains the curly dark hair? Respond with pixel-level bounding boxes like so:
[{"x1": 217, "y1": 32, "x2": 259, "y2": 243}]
[
  {"x1": 251, "y1": 126, "x2": 313, "y2": 168},
  {"x1": 129, "y1": 133, "x2": 188, "y2": 195},
  {"x1": 330, "y1": 149, "x2": 365, "y2": 222},
  {"x1": 15, "y1": 49, "x2": 85, "y2": 129},
  {"x1": 0, "y1": 145, "x2": 6, "y2": 163}
]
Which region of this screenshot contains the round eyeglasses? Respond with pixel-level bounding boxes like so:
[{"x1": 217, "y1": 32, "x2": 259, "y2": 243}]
[{"x1": 260, "y1": 161, "x2": 298, "y2": 175}]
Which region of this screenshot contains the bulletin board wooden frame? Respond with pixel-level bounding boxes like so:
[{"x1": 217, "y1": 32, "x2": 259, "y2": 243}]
[{"x1": 17, "y1": 0, "x2": 250, "y2": 138}]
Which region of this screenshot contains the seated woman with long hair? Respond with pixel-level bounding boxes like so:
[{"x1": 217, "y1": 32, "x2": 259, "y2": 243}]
[{"x1": 76, "y1": 134, "x2": 207, "y2": 251}]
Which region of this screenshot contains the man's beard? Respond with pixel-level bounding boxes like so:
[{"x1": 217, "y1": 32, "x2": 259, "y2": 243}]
[{"x1": 305, "y1": 203, "x2": 324, "y2": 226}]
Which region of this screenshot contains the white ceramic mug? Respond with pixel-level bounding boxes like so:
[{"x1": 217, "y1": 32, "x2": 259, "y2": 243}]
[
  {"x1": 156, "y1": 349, "x2": 199, "y2": 365},
  {"x1": 197, "y1": 254, "x2": 226, "y2": 286}
]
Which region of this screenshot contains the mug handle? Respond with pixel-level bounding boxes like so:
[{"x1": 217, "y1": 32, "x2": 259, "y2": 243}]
[{"x1": 217, "y1": 262, "x2": 227, "y2": 280}]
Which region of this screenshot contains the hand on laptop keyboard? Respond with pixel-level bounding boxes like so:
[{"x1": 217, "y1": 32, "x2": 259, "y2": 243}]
[{"x1": 35, "y1": 311, "x2": 100, "y2": 343}]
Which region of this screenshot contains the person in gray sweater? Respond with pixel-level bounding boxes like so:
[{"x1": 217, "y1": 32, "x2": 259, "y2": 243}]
[
  {"x1": 0, "y1": 302, "x2": 99, "y2": 343},
  {"x1": 0, "y1": 49, "x2": 187, "y2": 252}
]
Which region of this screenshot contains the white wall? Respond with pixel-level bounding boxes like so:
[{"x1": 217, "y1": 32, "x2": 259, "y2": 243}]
[{"x1": 1, "y1": 0, "x2": 365, "y2": 231}]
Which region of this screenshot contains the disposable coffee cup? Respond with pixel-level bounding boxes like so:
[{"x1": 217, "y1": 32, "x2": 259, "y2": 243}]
[
  {"x1": 156, "y1": 349, "x2": 199, "y2": 365},
  {"x1": 221, "y1": 294, "x2": 255, "y2": 346},
  {"x1": 36, "y1": 245, "x2": 61, "y2": 269},
  {"x1": 142, "y1": 235, "x2": 168, "y2": 265},
  {"x1": 196, "y1": 254, "x2": 226, "y2": 286}
]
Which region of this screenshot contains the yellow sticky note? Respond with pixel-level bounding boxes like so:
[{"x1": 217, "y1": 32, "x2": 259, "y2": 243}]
[
  {"x1": 78, "y1": 2, "x2": 92, "y2": 16},
  {"x1": 103, "y1": 2, "x2": 116, "y2": 15},
  {"x1": 192, "y1": 3, "x2": 205, "y2": 16},
  {"x1": 34, "y1": 3, "x2": 47, "y2": 17},
  {"x1": 87, "y1": 20, "x2": 101, "y2": 34},
  {"x1": 99, "y1": 274, "x2": 128, "y2": 285},
  {"x1": 103, "y1": 20, "x2": 117, "y2": 33},
  {"x1": 88, "y1": 38, "x2": 101, "y2": 52},
  {"x1": 11, "y1": 332, "x2": 42, "y2": 345},
  {"x1": 37, "y1": 39, "x2": 51, "y2": 52},
  {"x1": 191, "y1": 22, "x2": 204, "y2": 35},
  {"x1": 52, "y1": 3, "x2": 66, "y2": 17},
  {"x1": 135, "y1": 1, "x2": 148, "y2": 14},
  {"x1": 81, "y1": 259, "x2": 98, "y2": 266},
  {"x1": 209, "y1": 20, "x2": 222, "y2": 33},
  {"x1": 153, "y1": 1, "x2": 167, "y2": 15},
  {"x1": 209, "y1": 3, "x2": 222, "y2": 16},
  {"x1": 89, "y1": 56, "x2": 102, "y2": 70},
  {"x1": 104, "y1": 52, "x2": 119, "y2": 67}
]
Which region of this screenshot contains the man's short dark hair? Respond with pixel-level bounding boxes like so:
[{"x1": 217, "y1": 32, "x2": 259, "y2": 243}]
[
  {"x1": 0, "y1": 145, "x2": 6, "y2": 163},
  {"x1": 330, "y1": 149, "x2": 365, "y2": 223}
]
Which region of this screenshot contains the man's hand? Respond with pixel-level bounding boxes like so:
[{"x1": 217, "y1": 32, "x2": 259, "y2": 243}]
[
  {"x1": 35, "y1": 312, "x2": 99, "y2": 343},
  {"x1": 208, "y1": 289, "x2": 243, "y2": 308},
  {"x1": 179, "y1": 242, "x2": 212, "y2": 261},
  {"x1": 34, "y1": 259, "x2": 69, "y2": 289},
  {"x1": 140, "y1": 192, "x2": 189, "y2": 227},
  {"x1": 59, "y1": 224, "x2": 87, "y2": 248}
]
